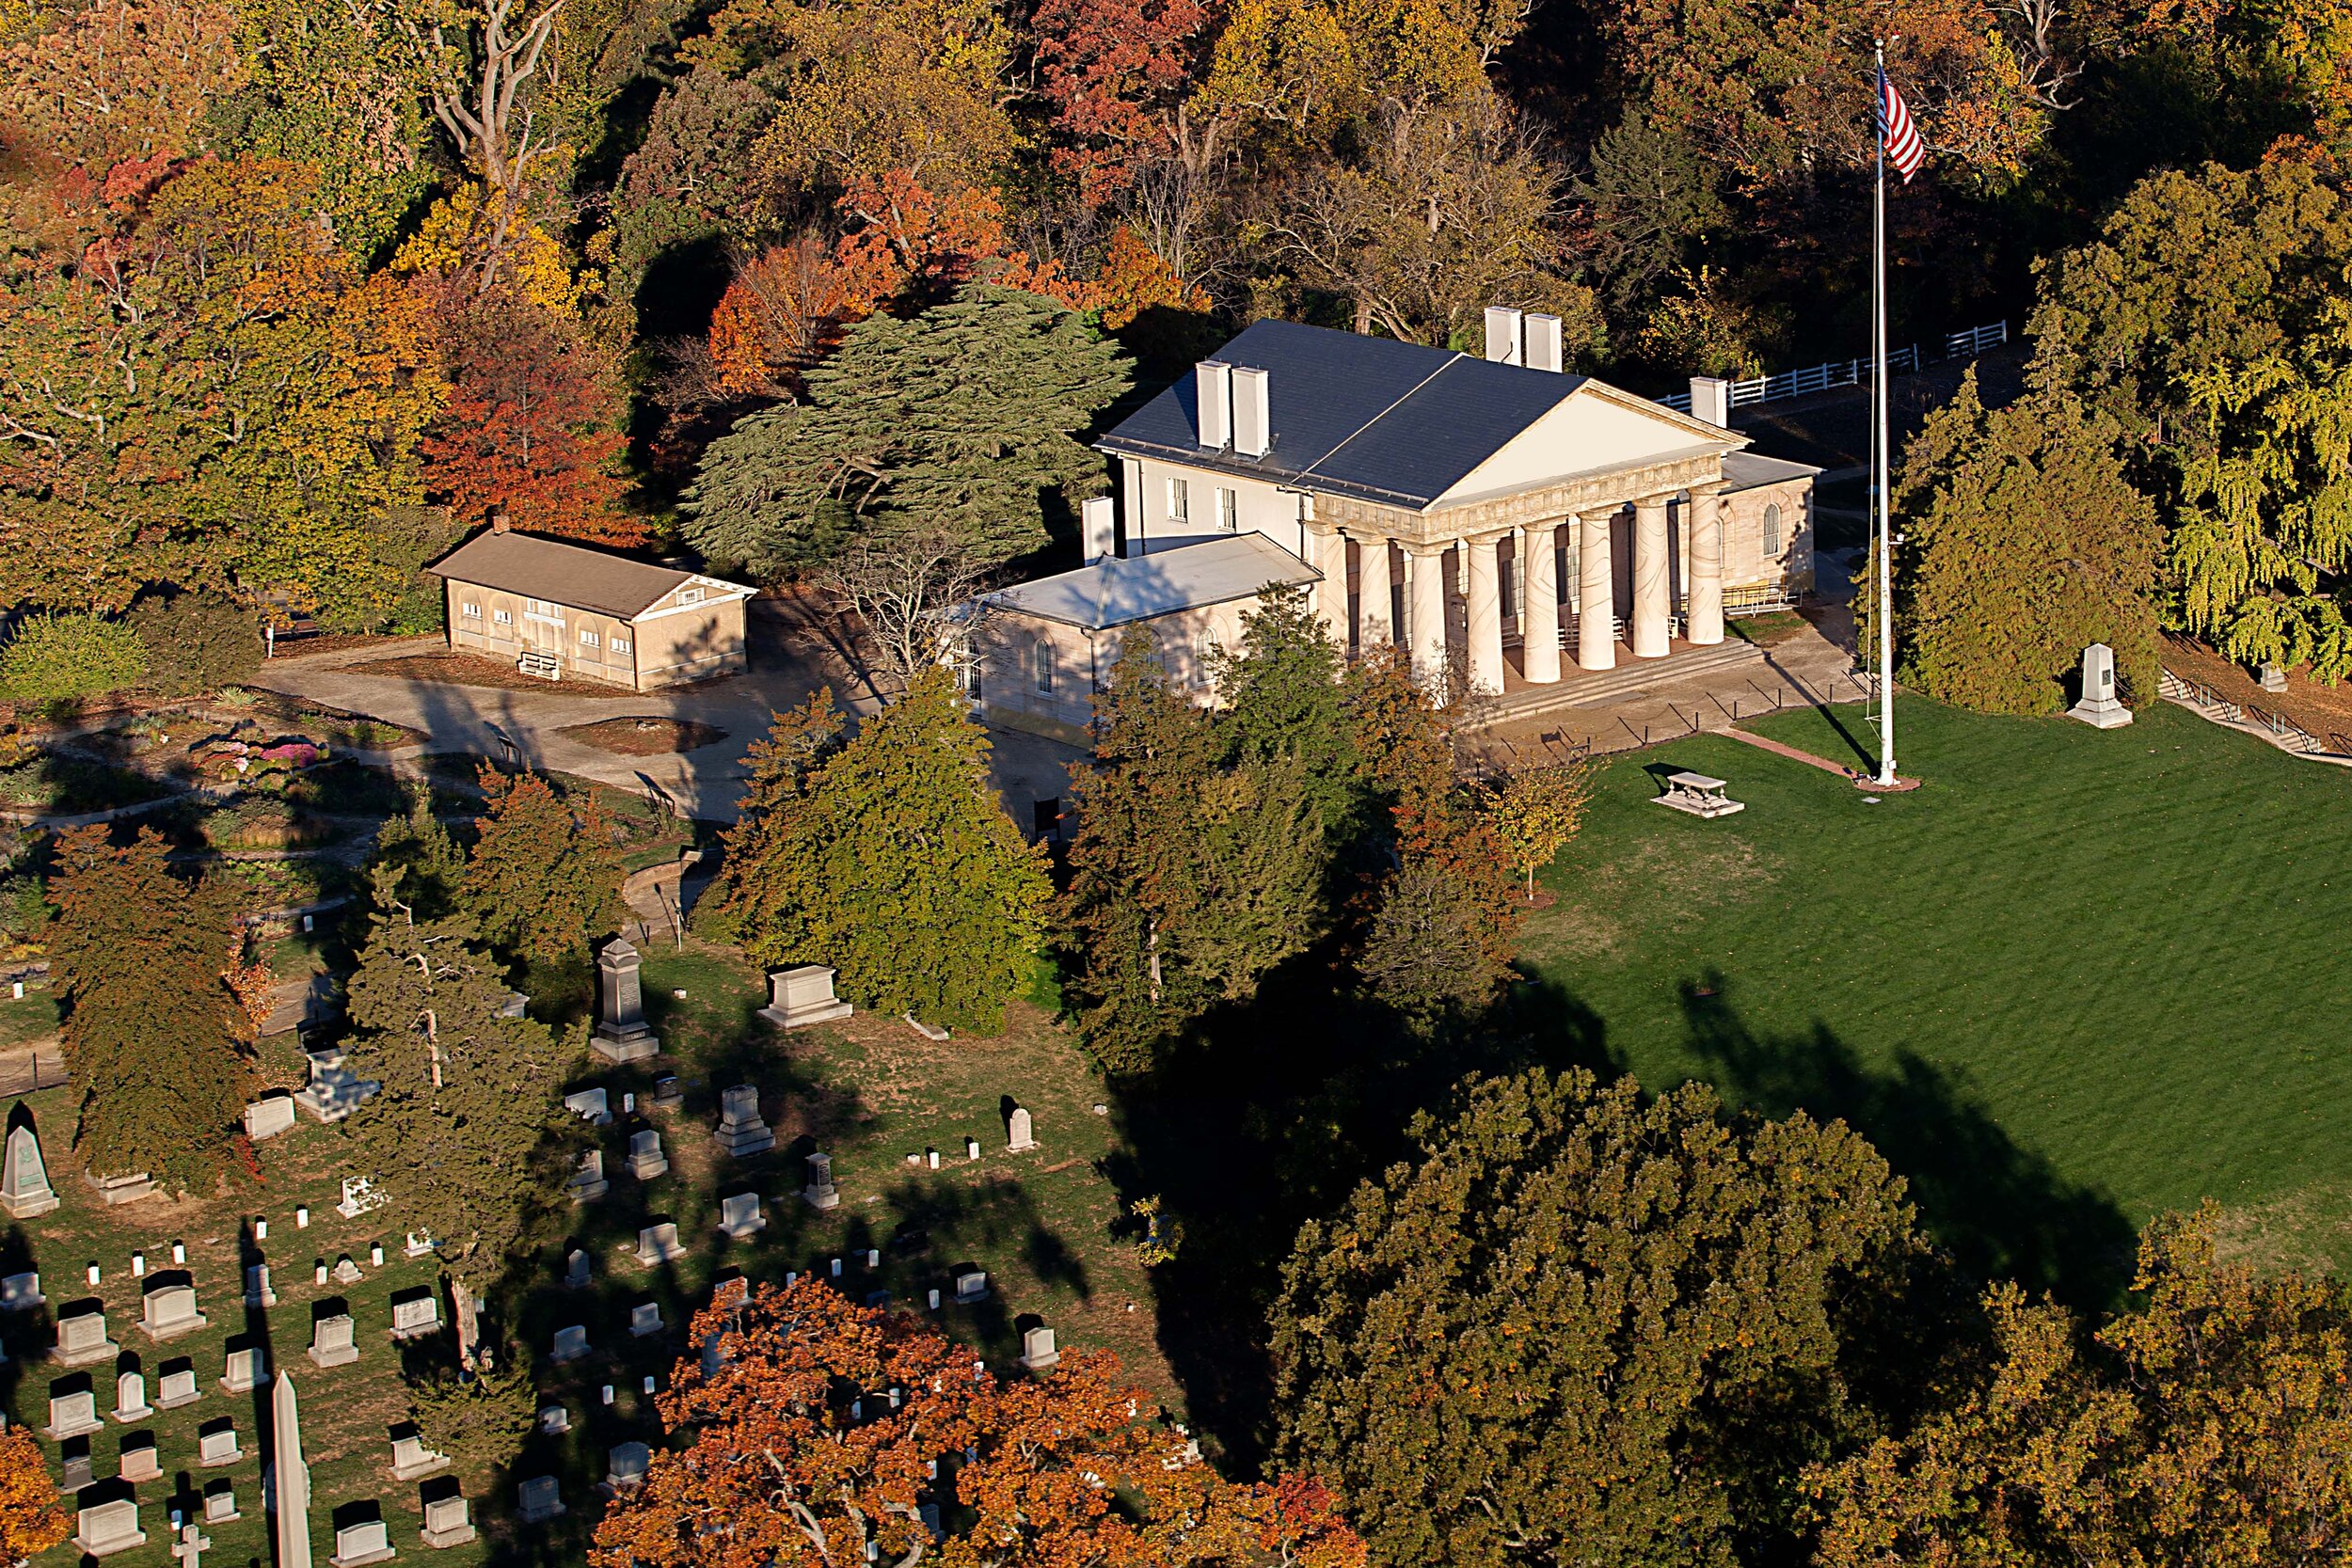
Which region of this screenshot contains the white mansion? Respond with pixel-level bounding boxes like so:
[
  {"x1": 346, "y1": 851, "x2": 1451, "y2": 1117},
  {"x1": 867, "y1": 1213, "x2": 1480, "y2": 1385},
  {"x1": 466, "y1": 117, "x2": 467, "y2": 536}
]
[{"x1": 981, "y1": 310, "x2": 1818, "y2": 738}]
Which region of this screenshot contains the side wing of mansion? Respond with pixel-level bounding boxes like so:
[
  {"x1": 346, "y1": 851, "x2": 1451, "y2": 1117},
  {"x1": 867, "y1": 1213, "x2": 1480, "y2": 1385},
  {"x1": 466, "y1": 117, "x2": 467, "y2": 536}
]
[{"x1": 978, "y1": 309, "x2": 1818, "y2": 741}]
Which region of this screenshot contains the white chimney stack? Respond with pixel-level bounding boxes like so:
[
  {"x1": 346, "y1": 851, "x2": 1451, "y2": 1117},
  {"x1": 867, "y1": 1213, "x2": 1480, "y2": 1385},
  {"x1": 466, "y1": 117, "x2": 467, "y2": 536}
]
[
  {"x1": 1081, "y1": 496, "x2": 1117, "y2": 563},
  {"x1": 1196, "y1": 360, "x2": 1233, "y2": 449},
  {"x1": 1484, "y1": 306, "x2": 1524, "y2": 365},
  {"x1": 1523, "y1": 312, "x2": 1564, "y2": 373},
  {"x1": 1689, "y1": 375, "x2": 1731, "y2": 427},
  {"x1": 1232, "y1": 366, "x2": 1271, "y2": 458}
]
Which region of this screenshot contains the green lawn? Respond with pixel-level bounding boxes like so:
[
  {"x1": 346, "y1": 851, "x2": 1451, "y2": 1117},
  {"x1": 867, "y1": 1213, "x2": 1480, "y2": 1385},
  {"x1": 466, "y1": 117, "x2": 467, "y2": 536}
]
[{"x1": 1519, "y1": 697, "x2": 2352, "y2": 1300}]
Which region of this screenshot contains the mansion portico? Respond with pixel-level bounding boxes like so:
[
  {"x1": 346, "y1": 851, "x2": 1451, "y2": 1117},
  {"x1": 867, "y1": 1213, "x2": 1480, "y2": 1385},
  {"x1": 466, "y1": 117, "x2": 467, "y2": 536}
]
[{"x1": 979, "y1": 310, "x2": 1817, "y2": 738}]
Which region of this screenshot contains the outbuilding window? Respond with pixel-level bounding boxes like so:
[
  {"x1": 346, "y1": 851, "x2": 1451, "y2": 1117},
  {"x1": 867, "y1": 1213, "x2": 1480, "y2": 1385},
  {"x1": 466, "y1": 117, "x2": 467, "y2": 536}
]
[
  {"x1": 580, "y1": 628, "x2": 600, "y2": 648},
  {"x1": 460, "y1": 602, "x2": 481, "y2": 619},
  {"x1": 493, "y1": 608, "x2": 513, "y2": 626},
  {"x1": 1216, "y1": 488, "x2": 1238, "y2": 532},
  {"x1": 1168, "y1": 477, "x2": 1189, "y2": 523},
  {"x1": 678, "y1": 587, "x2": 705, "y2": 608},
  {"x1": 612, "y1": 635, "x2": 631, "y2": 654}
]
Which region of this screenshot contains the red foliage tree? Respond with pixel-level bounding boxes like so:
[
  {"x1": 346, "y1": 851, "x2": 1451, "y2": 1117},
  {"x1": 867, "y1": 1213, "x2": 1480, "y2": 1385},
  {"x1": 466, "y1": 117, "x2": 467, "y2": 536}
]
[
  {"x1": 1032, "y1": 0, "x2": 1212, "y2": 199},
  {"x1": 417, "y1": 282, "x2": 642, "y2": 544},
  {"x1": 592, "y1": 1275, "x2": 1366, "y2": 1568}
]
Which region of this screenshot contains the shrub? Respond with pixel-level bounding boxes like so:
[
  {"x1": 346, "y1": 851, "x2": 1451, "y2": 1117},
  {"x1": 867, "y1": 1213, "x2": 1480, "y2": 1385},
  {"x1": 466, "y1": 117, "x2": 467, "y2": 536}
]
[
  {"x1": 130, "y1": 592, "x2": 262, "y2": 697},
  {"x1": 0, "y1": 614, "x2": 148, "y2": 711}
]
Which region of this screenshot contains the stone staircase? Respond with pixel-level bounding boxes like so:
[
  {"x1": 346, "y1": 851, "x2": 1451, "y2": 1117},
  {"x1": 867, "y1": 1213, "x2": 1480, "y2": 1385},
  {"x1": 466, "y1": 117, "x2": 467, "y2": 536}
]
[{"x1": 1479, "y1": 639, "x2": 1771, "y2": 725}]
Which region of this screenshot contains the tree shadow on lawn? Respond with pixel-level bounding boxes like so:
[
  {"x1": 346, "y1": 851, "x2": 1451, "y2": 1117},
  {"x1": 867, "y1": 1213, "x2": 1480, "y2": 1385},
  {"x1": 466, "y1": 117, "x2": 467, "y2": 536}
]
[{"x1": 1673, "y1": 972, "x2": 2138, "y2": 1309}]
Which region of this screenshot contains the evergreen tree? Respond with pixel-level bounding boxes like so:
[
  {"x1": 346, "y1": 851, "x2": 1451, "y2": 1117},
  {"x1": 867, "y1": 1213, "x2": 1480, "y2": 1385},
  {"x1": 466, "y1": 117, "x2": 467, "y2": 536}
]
[
  {"x1": 367, "y1": 785, "x2": 467, "y2": 922},
  {"x1": 343, "y1": 866, "x2": 579, "y2": 1359},
  {"x1": 1272, "y1": 1068, "x2": 1920, "y2": 1568},
  {"x1": 1213, "y1": 588, "x2": 1362, "y2": 836},
  {"x1": 46, "y1": 826, "x2": 249, "y2": 1192},
  {"x1": 1883, "y1": 373, "x2": 2163, "y2": 715},
  {"x1": 700, "y1": 690, "x2": 845, "y2": 962},
  {"x1": 462, "y1": 766, "x2": 627, "y2": 965},
  {"x1": 683, "y1": 284, "x2": 1134, "y2": 574},
  {"x1": 727, "y1": 672, "x2": 1051, "y2": 1033}
]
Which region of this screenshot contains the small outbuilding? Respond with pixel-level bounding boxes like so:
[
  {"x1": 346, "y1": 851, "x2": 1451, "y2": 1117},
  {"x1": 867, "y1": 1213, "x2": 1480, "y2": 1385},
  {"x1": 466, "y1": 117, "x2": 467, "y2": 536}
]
[{"x1": 426, "y1": 530, "x2": 755, "y2": 691}]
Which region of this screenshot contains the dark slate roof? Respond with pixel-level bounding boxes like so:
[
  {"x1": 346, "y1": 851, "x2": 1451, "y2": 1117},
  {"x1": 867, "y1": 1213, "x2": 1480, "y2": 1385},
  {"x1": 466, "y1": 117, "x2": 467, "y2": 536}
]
[
  {"x1": 1096, "y1": 320, "x2": 1589, "y2": 510},
  {"x1": 427, "y1": 531, "x2": 748, "y2": 620},
  {"x1": 988, "y1": 535, "x2": 1319, "y2": 630}
]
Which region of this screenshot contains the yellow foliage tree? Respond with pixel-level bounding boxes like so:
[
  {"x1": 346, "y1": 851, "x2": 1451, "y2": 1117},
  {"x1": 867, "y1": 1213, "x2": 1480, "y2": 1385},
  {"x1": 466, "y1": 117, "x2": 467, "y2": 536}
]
[
  {"x1": 391, "y1": 182, "x2": 596, "y2": 312},
  {"x1": 0, "y1": 1397, "x2": 68, "y2": 1565}
]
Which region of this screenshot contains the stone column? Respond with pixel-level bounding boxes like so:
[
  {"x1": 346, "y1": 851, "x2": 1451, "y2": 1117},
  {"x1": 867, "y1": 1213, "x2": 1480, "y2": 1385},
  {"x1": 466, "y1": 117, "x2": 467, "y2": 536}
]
[
  {"x1": 1577, "y1": 510, "x2": 1614, "y2": 673},
  {"x1": 1520, "y1": 521, "x2": 1562, "y2": 685},
  {"x1": 1686, "y1": 487, "x2": 1725, "y2": 646},
  {"x1": 1465, "y1": 533, "x2": 1506, "y2": 695},
  {"x1": 1406, "y1": 544, "x2": 1450, "y2": 692},
  {"x1": 1631, "y1": 495, "x2": 1672, "y2": 658},
  {"x1": 1307, "y1": 524, "x2": 1350, "y2": 648},
  {"x1": 1356, "y1": 535, "x2": 1393, "y2": 650}
]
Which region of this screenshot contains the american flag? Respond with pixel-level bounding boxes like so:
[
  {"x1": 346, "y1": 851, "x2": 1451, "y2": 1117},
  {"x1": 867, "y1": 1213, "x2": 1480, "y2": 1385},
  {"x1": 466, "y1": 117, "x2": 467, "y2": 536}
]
[{"x1": 1878, "y1": 68, "x2": 1926, "y2": 182}]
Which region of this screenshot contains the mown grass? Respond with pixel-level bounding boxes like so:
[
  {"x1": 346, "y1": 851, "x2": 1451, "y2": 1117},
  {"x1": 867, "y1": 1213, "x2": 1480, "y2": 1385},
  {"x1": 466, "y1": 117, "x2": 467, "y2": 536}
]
[{"x1": 1518, "y1": 697, "x2": 2352, "y2": 1301}]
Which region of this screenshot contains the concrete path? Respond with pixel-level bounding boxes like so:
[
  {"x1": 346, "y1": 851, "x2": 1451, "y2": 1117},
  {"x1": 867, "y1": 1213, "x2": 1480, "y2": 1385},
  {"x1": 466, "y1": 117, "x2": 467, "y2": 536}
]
[{"x1": 247, "y1": 604, "x2": 1089, "y2": 826}]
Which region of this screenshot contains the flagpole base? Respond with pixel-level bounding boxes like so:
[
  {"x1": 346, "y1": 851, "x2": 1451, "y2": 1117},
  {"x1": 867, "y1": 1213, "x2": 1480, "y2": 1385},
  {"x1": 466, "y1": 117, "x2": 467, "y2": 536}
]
[{"x1": 1852, "y1": 772, "x2": 1921, "y2": 793}]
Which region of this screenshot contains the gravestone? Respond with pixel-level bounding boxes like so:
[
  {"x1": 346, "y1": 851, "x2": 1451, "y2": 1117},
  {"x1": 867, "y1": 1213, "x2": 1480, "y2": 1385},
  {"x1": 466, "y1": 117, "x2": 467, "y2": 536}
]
[
  {"x1": 336, "y1": 1177, "x2": 389, "y2": 1220},
  {"x1": 628, "y1": 1301, "x2": 663, "y2": 1338},
  {"x1": 0, "y1": 1270, "x2": 40, "y2": 1310},
  {"x1": 389, "y1": 1291, "x2": 441, "y2": 1342},
  {"x1": 112, "y1": 1370, "x2": 152, "y2": 1422},
  {"x1": 1007, "y1": 1105, "x2": 1038, "y2": 1153},
  {"x1": 54, "y1": 1307, "x2": 119, "y2": 1367},
  {"x1": 498, "y1": 990, "x2": 529, "y2": 1019},
  {"x1": 73, "y1": 1497, "x2": 145, "y2": 1559},
  {"x1": 389, "y1": 1425, "x2": 447, "y2": 1482},
  {"x1": 563, "y1": 1250, "x2": 592, "y2": 1291},
  {"x1": 2262, "y1": 661, "x2": 2290, "y2": 692},
  {"x1": 0, "y1": 1117, "x2": 58, "y2": 1216},
  {"x1": 590, "y1": 937, "x2": 660, "y2": 1063},
  {"x1": 757, "y1": 966, "x2": 852, "y2": 1029},
  {"x1": 568, "y1": 1148, "x2": 609, "y2": 1204},
  {"x1": 951, "y1": 1265, "x2": 989, "y2": 1305},
  {"x1": 155, "y1": 1360, "x2": 199, "y2": 1410},
  {"x1": 87, "y1": 1171, "x2": 154, "y2": 1206},
  {"x1": 197, "y1": 1417, "x2": 242, "y2": 1466},
  {"x1": 404, "y1": 1233, "x2": 435, "y2": 1259},
  {"x1": 328, "y1": 1515, "x2": 394, "y2": 1567},
  {"x1": 625, "y1": 1130, "x2": 668, "y2": 1181},
  {"x1": 294, "y1": 1043, "x2": 379, "y2": 1123},
  {"x1": 548, "y1": 1325, "x2": 589, "y2": 1366},
  {"x1": 905, "y1": 1014, "x2": 950, "y2": 1042},
  {"x1": 2066, "y1": 642, "x2": 2135, "y2": 728},
  {"x1": 711, "y1": 1085, "x2": 774, "y2": 1158},
  {"x1": 119, "y1": 1433, "x2": 160, "y2": 1482},
  {"x1": 633, "y1": 1223, "x2": 686, "y2": 1265},
  {"x1": 219, "y1": 1344, "x2": 269, "y2": 1393},
  {"x1": 58, "y1": 1440, "x2": 92, "y2": 1492},
  {"x1": 244, "y1": 1264, "x2": 277, "y2": 1307},
  {"x1": 717, "y1": 1192, "x2": 766, "y2": 1240},
  {"x1": 1018, "y1": 1325, "x2": 1059, "y2": 1373},
  {"x1": 516, "y1": 1477, "x2": 564, "y2": 1524},
  {"x1": 802, "y1": 1151, "x2": 839, "y2": 1211},
  {"x1": 142, "y1": 1280, "x2": 207, "y2": 1341},
  {"x1": 46, "y1": 1385, "x2": 102, "y2": 1438},
  {"x1": 420, "y1": 1486, "x2": 475, "y2": 1549},
  {"x1": 308, "y1": 1314, "x2": 358, "y2": 1369},
  {"x1": 538, "y1": 1404, "x2": 570, "y2": 1434},
  {"x1": 562, "y1": 1087, "x2": 611, "y2": 1127},
  {"x1": 202, "y1": 1482, "x2": 238, "y2": 1523},
  {"x1": 244, "y1": 1094, "x2": 298, "y2": 1141},
  {"x1": 604, "y1": 1442, "x2": 652, "y2": 1491},
  {"x1": 651, "y1": 1075, "x2": 684, "y2": 1109}
]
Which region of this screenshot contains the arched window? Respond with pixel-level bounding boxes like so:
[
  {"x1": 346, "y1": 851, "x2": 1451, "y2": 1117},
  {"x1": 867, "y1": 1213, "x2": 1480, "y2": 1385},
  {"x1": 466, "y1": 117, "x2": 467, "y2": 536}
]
[
  {"x1": 1032, "y1": 638, "x2": 1054, "y2": 695},
  {"x1": 1195, "y1": 629, "x2": 1218, "y2": 687},
  {"x1": 1763, "y1": 502, "x2": 1784, "y2": 556}
]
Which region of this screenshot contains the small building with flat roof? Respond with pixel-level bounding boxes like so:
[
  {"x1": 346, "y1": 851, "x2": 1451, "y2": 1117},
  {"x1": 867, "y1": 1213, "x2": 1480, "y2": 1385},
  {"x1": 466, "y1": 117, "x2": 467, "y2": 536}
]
[{"x1": 426, "y1": 529, "x2": 755, "y2": 691}]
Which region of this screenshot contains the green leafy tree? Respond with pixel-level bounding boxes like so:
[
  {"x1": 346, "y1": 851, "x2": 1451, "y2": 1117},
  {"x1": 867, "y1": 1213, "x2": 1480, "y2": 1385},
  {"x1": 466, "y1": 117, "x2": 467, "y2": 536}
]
[
  {"x1": 1482, "y1": 758, "x2": 1593, "y2": 901},
  {"x1": 1355, "y1": 861, "x2": 1497, "y2": 1020},
  {"x1": 723, "y1": 671, "x2": 1050, "y2": 1032},
  {"x1": 0, "y1": 614, "x2": 148, "y2": 711},
  {"x1": 701, "y1": 690, "x2": 846, "y2": 961},
  {"x1": 405, "y1": 1349, "x2": 539, "y2": 1473},
  {"x1": 1213, "y1": 588, "x2": 1361, "y2": 836},
  {"x1": 46, "y1": 826, "x2": 249, "y2": 1191},
  {"x1": 1883, "y1": 373, "x2": 2163, "y2": 714},
  {"x1": 1272, "y1": 1068, "x2": 1920, "y2": 1568},
  {"x1": 367, "y1": 786, "x2": 468, "y2": 923},
  {"x1": 461, "y1": 766, "x2": 627, "y2": 965},
  {"x1": 684, "y1": 284, "x2": 1133, "y2": 574},
  {"x1": 128, "y1": 591, "x2": 260, "y2": 697},
  {"x1": 1809, "y1": 1205, "x2": 2352, "y2": 1568},
  {"x1": 343, "y1": 866, "x2": 579, "y2": 1359}
]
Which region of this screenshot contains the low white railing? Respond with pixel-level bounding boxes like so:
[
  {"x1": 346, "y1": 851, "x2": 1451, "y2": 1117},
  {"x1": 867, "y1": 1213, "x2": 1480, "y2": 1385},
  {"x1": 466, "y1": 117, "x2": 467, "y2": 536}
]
[{"x1": 1658, "y1": 321, "x2": 2005, "y2": 413}]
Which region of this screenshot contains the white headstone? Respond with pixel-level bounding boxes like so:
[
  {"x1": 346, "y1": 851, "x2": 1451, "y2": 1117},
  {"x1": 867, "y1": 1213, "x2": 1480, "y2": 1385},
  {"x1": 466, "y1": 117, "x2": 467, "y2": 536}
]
[
  {"x1": 45, "y1": 1386, "x2": 101, "y2": 1438},
  {"x1": 243, "y1": 1095, "x2": 298, "y2": 1141},
  {"x1": 1007, "y1": 1105, "x2": 1037, "y2": 1152},
  {"x1": 626, "y1": 1130, "x2": 668, "y2": 1181},
  {"x1": 628, "y1": 1301, "x2": 663, "y2": 1338},
  {"x1": 272, "y1": 1371, "x2": 312, "y2": 1568},
  {"x1": 220, "y1": 1344, "x2": 270, "y2": 1394},
  {"x1": 563, "y1": 1087, "x2": 611, "y2": 1126},
  {"x1": 564, "y1": 1249, "x2": 592, "y2": 1290},
  {"x1": 202, "y1": 1484, "x2": 238, "y2": 1523},
  {"x1": 2066, "y1": 642, "x2": 2135, "y2": 728},
  {"x1": 55, "y1": 1306, "x2": 118, "y2": 1366},
  {"x1": 952, "y1": 1266, "x2": 989, "y2": 1304},
  {"x1": 420, "y1": 1489, "x2": 475, "y2": 1549},
  {"x1": 549, "y1": 1325, "x2": 589, "y2": 1365},
  {"x1": 1019, "y1": 1324, "x2": 1059, "y2": 1371},
  {"x1": 389, "y1": 1292, "x2": 441, "y2": 1341},
  {"x1": 712, "y1": 1084, "x2": 774, "y2": 1157},
  {"x1": 113, "y1": 1370, "x2": 153, "y2": 1422},
  {"x1": 328, "y1": 1515, "x2": 393, "y2": 1567},
  {"x1": 73, "y1": 1497, "x2": 146, "y2": 1558},
  {"x1": 197, "y1": 1418, "x2": 242, "y2": 1466},
  {"x1": 119, "y1": 1433, "x2": 160, "y2": 1481},
  {"x1": 633, "y1": 1223, "x2": 685, "y2": 1265},
  {"x1": 717, "y1": 1191, "x2": 766, "y2": 1239},
  {"x1": 143, "y1": 1281, "x2": 208, "y2": 1341},
  {"x1": 0, "y1": 1117, "x2": 58, "y2": 1216},
  {"x1": 605, "y1": 1441, "x2": 651, "y2": 1490},
  {"x1": 307, "y1": 1313, "x2": 358, "y2": 1369},
  {"x1": 156, "y1": 1362, "x2": 200, "y2": 1410},
  {"x1": 591, "y1": 937, "x2": 660, "y2": 1063},
  {"x1": 389, "y1": 1428, "x2": 447, "y2": 1482},
  {"x1": 758, "y1": 965, "x2": 852, "y2": 1029}
]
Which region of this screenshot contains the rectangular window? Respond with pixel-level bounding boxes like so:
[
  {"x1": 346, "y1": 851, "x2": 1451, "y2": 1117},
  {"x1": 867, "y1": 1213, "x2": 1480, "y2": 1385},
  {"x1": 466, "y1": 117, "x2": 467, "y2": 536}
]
[
  {"x1": 1168, "y1": 476, "x2": 1189, "y2": 523},
  {"x1": 580, "y1": 628, "x2": 600, "y2": 647},
  {"x1": 678, "y1": 587, "x2": 705, "y2": 608},
  {"x1": 493, "y1": 608, "x2": 513, "y2": 626},
  {"x1": 460, "y1": 602, "x2": 481, "y2": 619},
  {"x1": 611, "y1": 635, "x2": 630, "y2": 654},
  {"x1": 1216, "y1": 488, "x2": 1237, "y2": 532}
]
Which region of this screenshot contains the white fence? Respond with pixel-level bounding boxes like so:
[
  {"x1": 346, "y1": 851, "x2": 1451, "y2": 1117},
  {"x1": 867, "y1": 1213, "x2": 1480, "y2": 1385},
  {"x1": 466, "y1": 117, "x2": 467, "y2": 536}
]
[{"x1": 1658, "y1": 320, "x2": 2007, "y2": 413}]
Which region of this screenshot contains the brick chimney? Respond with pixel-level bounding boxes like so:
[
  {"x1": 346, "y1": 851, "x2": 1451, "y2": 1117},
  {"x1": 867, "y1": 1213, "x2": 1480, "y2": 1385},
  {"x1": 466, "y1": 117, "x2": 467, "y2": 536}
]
[{"x1": 490, "y1": 509, "x2": 512, "y2": 534}]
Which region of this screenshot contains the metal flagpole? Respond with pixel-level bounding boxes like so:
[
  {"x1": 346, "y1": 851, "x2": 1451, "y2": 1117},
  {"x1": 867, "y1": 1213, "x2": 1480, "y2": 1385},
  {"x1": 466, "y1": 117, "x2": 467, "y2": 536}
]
[{"x1": 1873, "y1": 40, "x2": 1898, "y2": 786}]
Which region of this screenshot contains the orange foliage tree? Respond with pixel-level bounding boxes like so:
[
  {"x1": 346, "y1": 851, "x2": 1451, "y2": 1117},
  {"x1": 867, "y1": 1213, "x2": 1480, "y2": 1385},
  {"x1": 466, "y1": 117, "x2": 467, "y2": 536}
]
[
  {"x1": 0, "y1": 1428, "x2": 67, "y2": 1568},
  {"x1": 417, "y1": 280, "x2": 641, "y2": 544},
  {"x1": 592, "y1": 1276, "x2": 1367, "y2": 1568},
  {"x1": 707, "y1": 234, "x2": 882, "y2": 399}
]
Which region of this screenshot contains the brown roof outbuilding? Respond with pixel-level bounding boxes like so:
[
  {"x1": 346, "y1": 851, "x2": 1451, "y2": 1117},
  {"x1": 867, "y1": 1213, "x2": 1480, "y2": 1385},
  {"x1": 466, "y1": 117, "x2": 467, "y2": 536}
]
[{"x1": 426, "y1": 532, "x2": 736, "y2": 620}]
